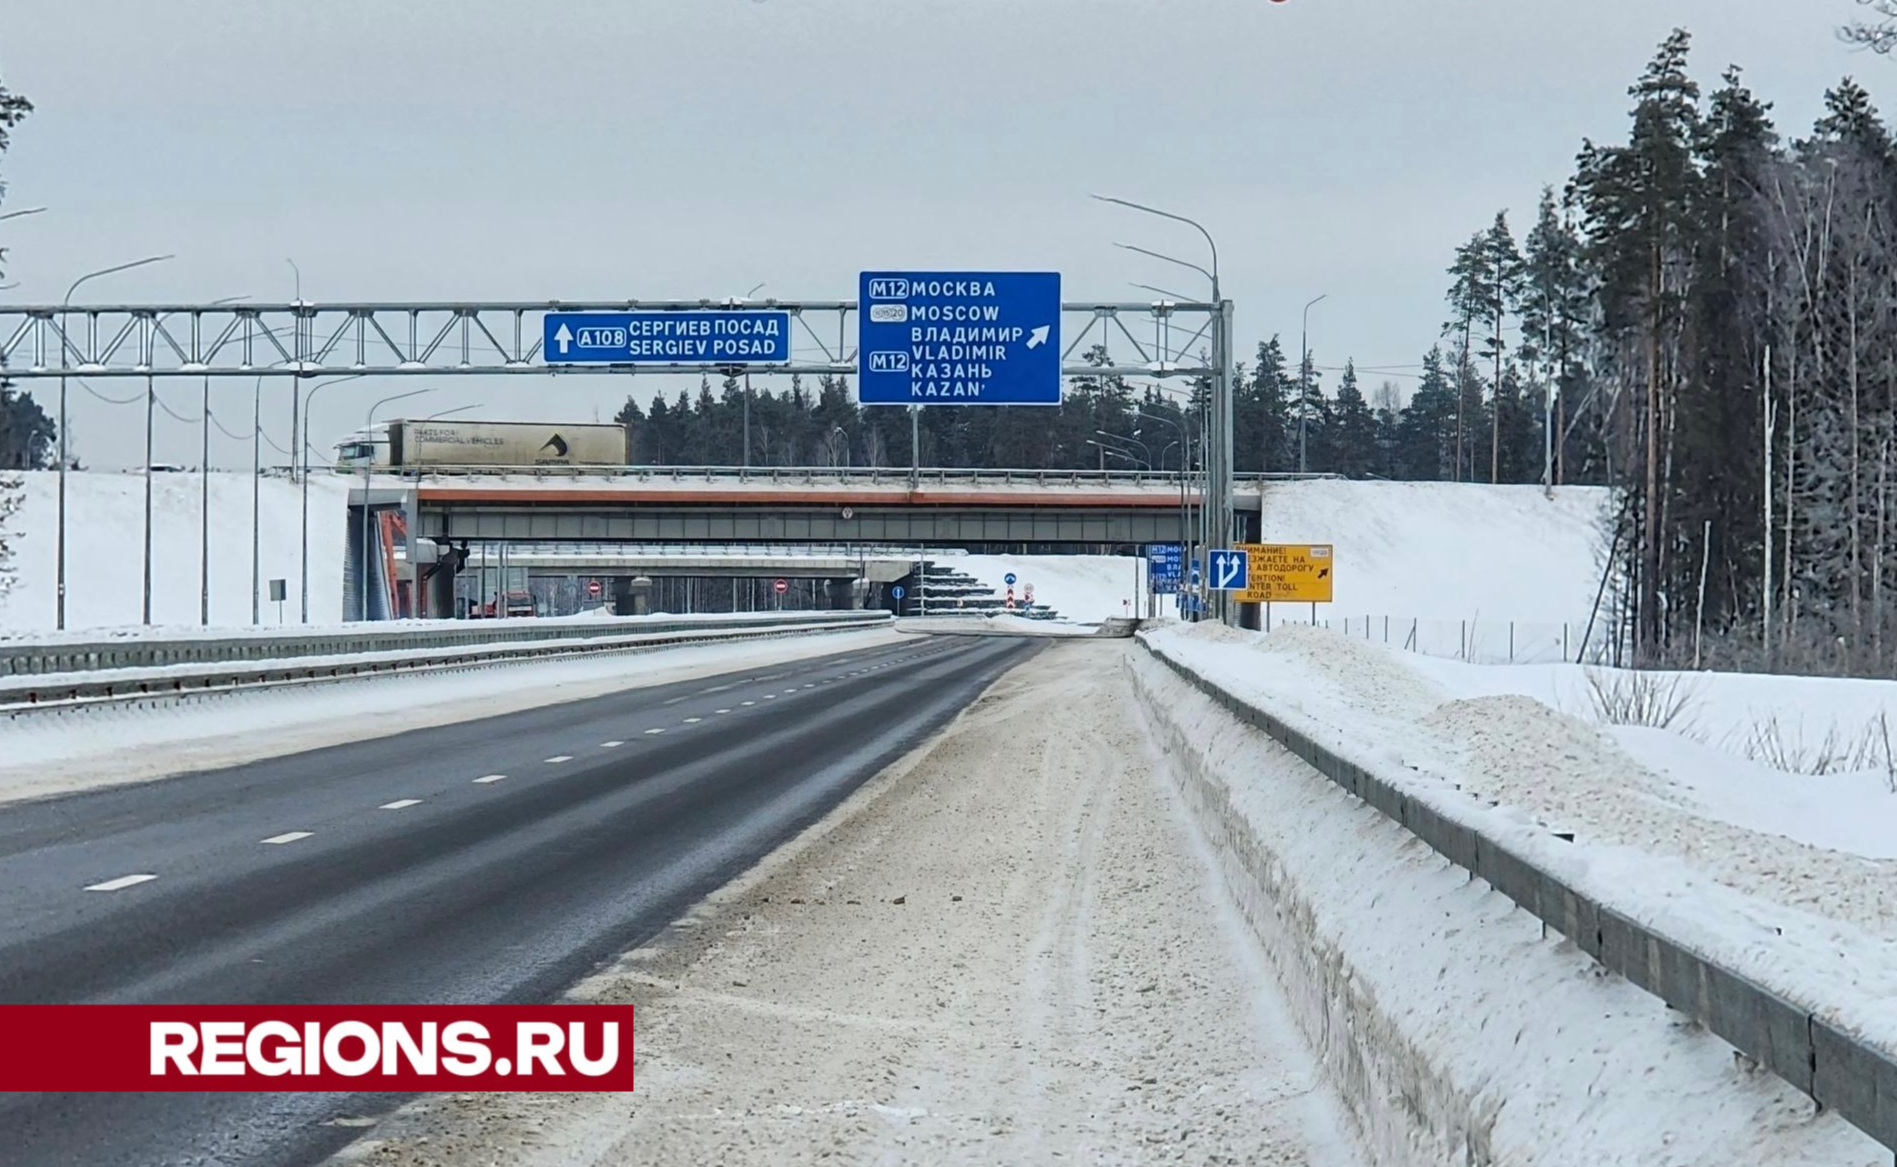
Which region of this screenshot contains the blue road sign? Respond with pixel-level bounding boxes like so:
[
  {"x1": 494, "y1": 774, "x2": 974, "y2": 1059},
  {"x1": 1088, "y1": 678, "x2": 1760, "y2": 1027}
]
[
  {"x1": 543, "y1": 311, "x2": 792, "y2": 365},
  {"x1": 1004, "y1": 572, "x2": 1018, "y2": 586},
  {"x1": 858, "y1": 272, "x2": 1062, "y2": 406},
  {"x1": 891, "y1": 585, "x2": 906, "y2": 600},
  {"x1": 1147, "y1": 543, "x2": 1183, "y2": 594},
  {"x1": 1209, "y1": 549, "x2": 1249, "y2": 591}
]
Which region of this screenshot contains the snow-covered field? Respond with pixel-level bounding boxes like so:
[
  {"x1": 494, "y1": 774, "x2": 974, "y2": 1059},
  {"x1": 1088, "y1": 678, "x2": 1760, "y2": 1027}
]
[{"x1": 0, "y1": 470, "x2": 352, "y2": 634}]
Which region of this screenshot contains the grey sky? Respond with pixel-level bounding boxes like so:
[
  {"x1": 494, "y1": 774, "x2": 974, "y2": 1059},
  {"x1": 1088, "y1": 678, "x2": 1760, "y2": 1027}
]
[{"x1": 2, "y1": 0, "x2": 1890, "y2": 469}]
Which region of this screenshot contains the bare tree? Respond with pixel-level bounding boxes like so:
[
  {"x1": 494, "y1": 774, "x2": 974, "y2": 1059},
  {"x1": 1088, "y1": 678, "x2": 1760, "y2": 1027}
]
[{"x1": 1842, "y1": 1, "x2": 1897, "y2": 54}]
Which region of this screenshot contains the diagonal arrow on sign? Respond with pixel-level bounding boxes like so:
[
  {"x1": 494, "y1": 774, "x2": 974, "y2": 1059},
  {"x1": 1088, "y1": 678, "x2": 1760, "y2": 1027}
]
[{"x1": 1026, "y1": 325, "x2": 1050, "y2": 349}]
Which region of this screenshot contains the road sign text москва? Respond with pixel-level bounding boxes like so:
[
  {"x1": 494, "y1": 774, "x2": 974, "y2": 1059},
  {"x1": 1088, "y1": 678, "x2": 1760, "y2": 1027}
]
[
  {"x1": 1237, "y1": 544, "x2": 1335, "y2": 604},
  {"x1": 543, "y1": 311, "x2": 792, "y2": 365},
  {"x1": 858, "y1": 272, "x2": 1061, "y2": 406}
]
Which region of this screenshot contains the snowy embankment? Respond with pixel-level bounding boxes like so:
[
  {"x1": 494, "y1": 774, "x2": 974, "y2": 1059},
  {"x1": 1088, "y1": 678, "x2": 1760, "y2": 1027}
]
[
  {"x1": 1129, "y1": 645, "x2": 1882, "y2": 1165},
  {"x1": 954, "y1": 481, "x2": 1609, "y2": 641},
  {"x1": 0, "y1": 470, "x2": 353, "y2": 634}
]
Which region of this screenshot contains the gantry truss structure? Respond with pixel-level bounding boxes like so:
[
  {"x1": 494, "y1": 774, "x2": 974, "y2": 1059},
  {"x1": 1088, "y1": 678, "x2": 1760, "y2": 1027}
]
[{"x1": 0, "y1": 299, "x2": 1220, "y2": 381}]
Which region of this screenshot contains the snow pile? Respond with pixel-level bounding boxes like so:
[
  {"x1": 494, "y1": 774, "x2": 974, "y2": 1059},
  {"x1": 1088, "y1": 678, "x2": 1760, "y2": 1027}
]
[
  {"x1": 0, "y1": 470, "x2": 353, "y2": 634},
  {"x1": 1129, "y1": 651, "x2": 1883, "y2": 1166},
  {"x1": 1145, "y1": 622, "x2": 1897, "y2": 939},
  {"x1": 1257, "y1": 479, "x2": 1608, "y2": 623}
]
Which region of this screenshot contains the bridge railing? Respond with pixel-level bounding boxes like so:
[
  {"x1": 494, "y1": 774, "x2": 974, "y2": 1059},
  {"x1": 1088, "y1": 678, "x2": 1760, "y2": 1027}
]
[{"x1": 352, "y1": 464, "x2": 1343, "y2": 488}]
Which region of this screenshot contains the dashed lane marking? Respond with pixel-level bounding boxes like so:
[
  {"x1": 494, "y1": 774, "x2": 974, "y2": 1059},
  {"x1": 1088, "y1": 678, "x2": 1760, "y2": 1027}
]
[
  {"x1": 762, "y1": 694, "x2": 776, "y2": 700},
  {"x1": 260, "y1": 832, "x2": 313, "y2": 845},
  {"x1": 473, "y1": 774, "x2": 507, "y2": 784},
  {"x1": 545, "y1": 755, "x2": 574, "y2": 764},
  {"x1": 715, "y1": 709, "x2": 731, "y2": 715},
  {"x1": 85, "y1": 874, "x2": 157, "y2": 892},
  {"x1": 741, "y1": 701, "x2": 756, "y2": 707},
  {"x1": 601, "y1": 741, "x2": 625, "y2": 749},
  {"x1": 380, "y1": 799, "x2": 422, "y2": 810},
  {"x1": 682, "y1": 717, "x2": 702, "y2": 724},
  {"x1": 645, "y1": 728, "x2": 666, "y2": 735}
]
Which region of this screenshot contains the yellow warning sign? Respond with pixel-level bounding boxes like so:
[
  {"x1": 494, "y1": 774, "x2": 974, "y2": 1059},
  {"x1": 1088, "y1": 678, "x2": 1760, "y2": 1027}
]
[{"x1": 1238, "y1": 543, "x2": 1334, "y2": 604}]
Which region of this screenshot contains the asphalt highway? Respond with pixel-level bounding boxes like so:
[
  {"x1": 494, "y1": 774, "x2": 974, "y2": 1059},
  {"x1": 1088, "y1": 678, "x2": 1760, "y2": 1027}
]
[{"x1": 0, "y1": 631, "x2": 1039, "y2": 1167}]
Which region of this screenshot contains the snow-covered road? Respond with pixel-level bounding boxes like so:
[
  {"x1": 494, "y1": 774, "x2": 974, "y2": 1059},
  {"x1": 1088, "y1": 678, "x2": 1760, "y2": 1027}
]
[{"x1": 338, "y1": 642, "x2": 1367, "y2": 1166}]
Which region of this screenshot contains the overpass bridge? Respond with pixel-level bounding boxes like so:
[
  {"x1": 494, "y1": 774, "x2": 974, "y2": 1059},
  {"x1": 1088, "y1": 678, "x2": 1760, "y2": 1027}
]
[{"x1": 350, "y1": 466, "x2": 1332, "y2": 619}]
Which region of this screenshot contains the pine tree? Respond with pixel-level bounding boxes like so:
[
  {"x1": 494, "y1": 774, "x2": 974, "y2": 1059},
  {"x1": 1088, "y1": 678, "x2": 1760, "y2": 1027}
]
[
  {"x1": 1519, "y1": 188, "x2": 1590, "y2": 486},
  {"x1": 1572, "y1": 28, "x2": 1704, "y2": 662},
  {"x1": 1396, "y1": 348, "x2": 1457, "y2": 480},
  {"x1": 1238, "y1": 338, "x2": 1294, "y2": 472},
  {"x1": 1475, "y1": 213, "x2": 1527, "y2": 482},
  {"x1": 1443, "y1": 231, "x2": 1493, "y2": 481},
  {"x1": 1329, "y1": 361, "x2": 1380, "y2": 478}
]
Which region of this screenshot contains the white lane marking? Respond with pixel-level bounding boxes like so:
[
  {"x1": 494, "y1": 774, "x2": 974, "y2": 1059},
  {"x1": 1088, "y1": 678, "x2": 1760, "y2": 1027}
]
[
  {"x1": 741, "y1": 701, "x2": 756, "y2": 707},
  {"x1": 473, "y1": 774, "x2": 508, "y2": 784},
  {"x1": 544, "y1": 755, "x2": 574, "y2": 764},
  {"x1": 85, "y1": 874, "x2": 157, "y2": 892},
  {"x1": 682, "y1": 717, "x2": 702, "y2": 724},
  {"x1": 762, "y1": 694, "x2": 776, "y2": 700},
  {"x1": 380, "y1": 799, "x2": 422, "y2": 810},
  {"x1": 601, "y1": 740, "x2": 624, "y2": 749},
  {"x1": 715, "y1": 708, "x2": 731, "y2": 715},
  {"x1": 662, "y1": 695, "x2": 689, "y2": 706},
  {"x1": 645, "y1": 727, "x2": 666, "y2": 735},
  {"x1": 260, "y1": 831, "x2": 313, "y2": 845}
]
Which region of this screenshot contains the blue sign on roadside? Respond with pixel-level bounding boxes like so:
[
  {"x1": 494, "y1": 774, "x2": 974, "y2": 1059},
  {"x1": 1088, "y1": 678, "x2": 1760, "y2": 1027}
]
[
  {"x1": 891, "y1": 585, "x2": 906, "y2": 600},
  {"x1": 543, "y1": 311, "x2": 792, "y2": 365},
  {"x1": 858, "y1": 272, "x2": 1062, "y2": 406},
  {"x1": 1147, "y1": 543, "x2": 1183, "y2": 594},
  {"x1": 1209, "y1": 549, "x2": 1249, "y2": 591},
  {"x1": 1004, "y1": 572, "x2": 1018, "y2": 586}
]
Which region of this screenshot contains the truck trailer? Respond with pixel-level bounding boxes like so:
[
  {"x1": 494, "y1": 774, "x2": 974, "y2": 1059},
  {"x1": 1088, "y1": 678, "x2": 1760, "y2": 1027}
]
[{"x1": 334, "y1": 418, "x2": 629, "y2": 471}]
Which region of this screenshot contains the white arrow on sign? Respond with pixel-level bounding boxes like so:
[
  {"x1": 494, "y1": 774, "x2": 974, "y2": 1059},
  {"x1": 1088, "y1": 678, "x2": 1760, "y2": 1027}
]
[
  {"x1": 554, "y1": 324, "x2": 573, "y2": 355},
  {"x1": 1026, "y1": 325, "x2": 1050, "y2": 349},
  {"x1": 1212, "y1": 551, "x2": 1246, "y2": 589}
]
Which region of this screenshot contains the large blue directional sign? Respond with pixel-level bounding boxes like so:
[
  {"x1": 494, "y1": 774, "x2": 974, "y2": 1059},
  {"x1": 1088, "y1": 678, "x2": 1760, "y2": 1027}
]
[
  {"x1": 1208, "y1": 549, "x2": 1249, "y2": 591},
  {"x1": 543, "y1": 311, "x2": 792, "y2": 365},
  {"x1": 858, "y1": 271, "x2": 1062, "y2": 406},
  {"x1": 1147, "y1": 543, "x2": 1183, "y2": 594}
]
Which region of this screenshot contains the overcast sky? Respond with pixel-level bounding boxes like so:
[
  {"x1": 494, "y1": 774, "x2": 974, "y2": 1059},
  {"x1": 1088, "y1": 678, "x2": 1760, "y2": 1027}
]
[{"x1": 2, "y1": 0, "x2": 1892, "y2": 469}]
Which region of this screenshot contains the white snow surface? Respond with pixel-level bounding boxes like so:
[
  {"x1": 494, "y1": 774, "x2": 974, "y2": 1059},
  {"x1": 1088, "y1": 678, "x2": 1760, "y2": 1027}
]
[
  {"x1": 947, "y1": 480, "x2": 1608, "y2": 636},
  {"x1": 0, "y1": 470, "x2": 353, "y2": 634},
  {"x1": 1130, "y1": 649, "x2": 1882, "y2": 1166},
  {"x1": 1141, "y1": 622, "x2": 1897, "y2": 1054}
]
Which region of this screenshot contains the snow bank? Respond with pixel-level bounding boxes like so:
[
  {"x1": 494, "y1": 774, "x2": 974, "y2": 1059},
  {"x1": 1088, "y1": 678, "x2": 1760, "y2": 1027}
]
[
  {"x1": 1145, "y1": 622, "x2": 1897, "y2": 941},
  {"x1": 1128, "y1": 650, "x2": 1882, "y2": 1166},
  {"x1": 0, "y1": 470, "x2": 352, "y2": 634}
]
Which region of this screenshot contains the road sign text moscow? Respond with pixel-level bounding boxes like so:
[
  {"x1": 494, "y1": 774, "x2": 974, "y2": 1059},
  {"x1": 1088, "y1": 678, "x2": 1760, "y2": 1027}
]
[
  {"x1": 543, "y1": 311, "x2": 792, "y2": 365},
  {"x1": 1237, "y1": 544, "x2": 1334, "y2": 603},
  {"x1": 857, "y1": 272, "x2": 1062, "y2": 406}
]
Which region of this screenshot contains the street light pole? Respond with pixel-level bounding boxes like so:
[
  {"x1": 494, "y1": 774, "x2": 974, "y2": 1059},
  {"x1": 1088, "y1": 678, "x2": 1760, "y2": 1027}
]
[
  {"x1": 56, "y1": 254, "x2": 174, "y2": 630},
  {"x1": 196, "y1": 294, "x2": 250, "y2": 626},
  {"x1": 1299, "y1": 293, "x2": 1328, "y2": 475},
  {"x1": 1095, "y1": 193, "x2": 1229, "y2": 620},
  {"x1": 251, "y1": 376, "x2": 262, "y2": 624},
  {"x1": 360, "y1": 389, "x2": 433, "y2": 621},
  {"x1": 742, "y1": 283, "x2": 763, "y2": 469},
  {"x1": 142, "y1": 373, "x2": 155, "y2": 625},
  {"x1": 298, "y1": 373, "x2": 368, "y2": 622}
]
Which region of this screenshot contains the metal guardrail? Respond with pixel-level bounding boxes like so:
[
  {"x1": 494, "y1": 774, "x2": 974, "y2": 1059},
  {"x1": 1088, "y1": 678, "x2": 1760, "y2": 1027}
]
[
  {"x1": 1139, "y1": 636, "x2": 1897, "y2": 1154},
  {"x1": 0, "y1": 611, "x2": 890, "y2": 681}
]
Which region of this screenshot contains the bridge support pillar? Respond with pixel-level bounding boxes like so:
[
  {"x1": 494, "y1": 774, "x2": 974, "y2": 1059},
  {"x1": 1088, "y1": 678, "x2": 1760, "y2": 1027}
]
[
  {"x1": 615, "y1": 575, "x2": 654, "y2": 617},
  {"x1": 823, "y1": 578, "x2": 864, "y2": 610}
]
